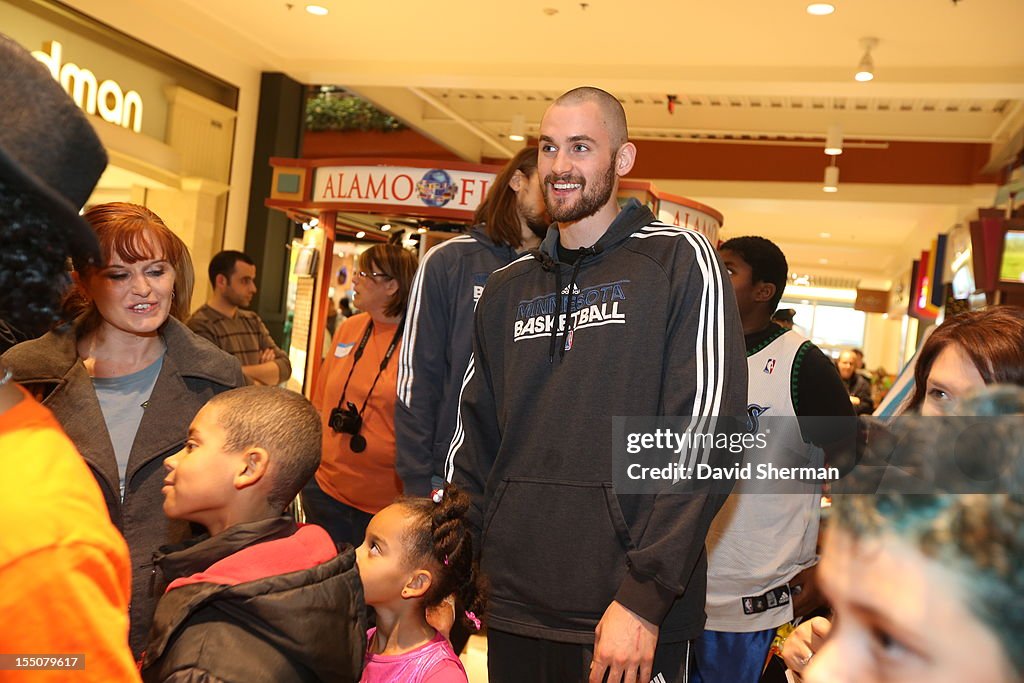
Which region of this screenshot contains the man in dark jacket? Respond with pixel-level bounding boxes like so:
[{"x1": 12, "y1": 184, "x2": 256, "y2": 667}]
[
  {"x1": 396, "y1": 146, "x2": 549, "y2": 498},
  {"x1": 838, "y1": 349, "x2": 874, "y2": 415},
  {"x1": 448, "y1": 87, "x2": 747, "y2": 683},
  {"x1": 142, "y1": 386, "x2": 365, "y2": 682}
]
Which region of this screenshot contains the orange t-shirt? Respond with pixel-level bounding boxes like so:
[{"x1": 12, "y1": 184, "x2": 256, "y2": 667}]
[
  {"x1": 312, "y1": 313, "x2": 403, "y2": 514},
  {"x1": 0, "y1": 386, "x2": 139, "y2": 682}
]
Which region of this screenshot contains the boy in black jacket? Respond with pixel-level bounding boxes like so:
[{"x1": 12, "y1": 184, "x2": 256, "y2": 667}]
[{"x1": 141, "y1": 386, "x2": 365, "y2": 682}]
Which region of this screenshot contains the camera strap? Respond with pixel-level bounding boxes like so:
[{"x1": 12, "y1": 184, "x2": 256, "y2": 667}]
[{"x1": 334, "y1": 316, "x2": 406, "y2": 418}]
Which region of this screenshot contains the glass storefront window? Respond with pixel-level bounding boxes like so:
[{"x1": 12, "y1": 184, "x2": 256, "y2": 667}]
[{"x1": 781, "y1": 298, "x2": 866, "y2": 357}]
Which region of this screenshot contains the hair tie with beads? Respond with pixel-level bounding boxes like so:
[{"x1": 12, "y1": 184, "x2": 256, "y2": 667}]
[{"x1": 431, "y1": 488, "x2": 444, "y2": 504}]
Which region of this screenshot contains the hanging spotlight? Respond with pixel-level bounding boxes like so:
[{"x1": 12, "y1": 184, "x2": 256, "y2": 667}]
[
  {"x1": 508, "y1": 114, "x2": 526, "y2": 142},
  {"x1": 855, "y1": 37, "x2": 879, "y2": 82},
  {"x1": 380, "y1": 223, "x2": 391, "y2": 231},
  {"x1": 355, "y1": 231, "x2": 366, "y2": 238},
  {"x1": 825, "y1": 124, "x2": 843, "y2": 155},
  {"x1": 823, "y1": 163, "x2": 839, "y2": 193}
]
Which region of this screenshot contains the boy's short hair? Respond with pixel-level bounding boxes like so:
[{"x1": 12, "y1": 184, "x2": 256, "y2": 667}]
[
  {"x1": 206, "y1": 386, "x2": 322, "y2": 511},
  {"x1": 719, "y1": 235, "x2": 789, "y2": 311}
]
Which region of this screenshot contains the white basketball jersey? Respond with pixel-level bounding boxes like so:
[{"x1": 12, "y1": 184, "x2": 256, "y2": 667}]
[{"x1": 704, "y1": 329, "x2": 823, "y2": 632}]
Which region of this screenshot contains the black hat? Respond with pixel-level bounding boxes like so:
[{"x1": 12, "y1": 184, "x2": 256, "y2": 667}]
[
  {"x1": 772, "y1": 308, "x2": 796, "y2": 323},
  {"x1": 0, "y1": 33, "x2": 107, "y2": 265}
]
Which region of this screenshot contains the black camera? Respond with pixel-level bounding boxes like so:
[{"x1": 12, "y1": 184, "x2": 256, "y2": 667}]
[{"x1": 329, "y1": 401, "x2": 363, "y2": 435}]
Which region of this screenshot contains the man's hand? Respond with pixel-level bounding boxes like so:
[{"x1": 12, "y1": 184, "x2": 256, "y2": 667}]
[
  {"x1": 782, "y1": 616, "x2": 831, "y2": 678},
  {"x1": 260, "y1": 347, "x2": 277, "y2": 363},
  {"x1": 589, "y1": 601, "x2": 658, "y2": 683}
]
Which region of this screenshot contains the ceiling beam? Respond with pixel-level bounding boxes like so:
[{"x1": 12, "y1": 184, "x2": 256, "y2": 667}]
[{"x1": 346, "y1": 86, "x2": 489, "y2": 162}]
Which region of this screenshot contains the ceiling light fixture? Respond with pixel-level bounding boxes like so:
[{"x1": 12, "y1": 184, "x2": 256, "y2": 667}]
[
  {"x1": 855, "y1": 37, "x2": 878, "y2": 82},
  {"x1": 305, "y1": 5, "x2": 329, "y2": 16},
  {"x1": 825, "y1": 124, "x2": 843, "y2": 155},
  {"x1": 418, "y1": 227, "x2": 428, "y2": 233},
  {"x1": 355, "y1": 230, "x2": 366, "y2": 238},
  {"x1": 508, "y1": 114, "x2": 526, "y2": 142},
  {"x1": 806, "y1": 3, "x2": 835, "y2": 15},
  {"x1": 823, "y1": 163, "x2": 839, "y2": 193},
  {"x1": 381, "y1": 223, "x2": 391, "y2": 231}
]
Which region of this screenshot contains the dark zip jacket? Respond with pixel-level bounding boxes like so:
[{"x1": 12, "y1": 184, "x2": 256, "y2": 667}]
[
  {"x1": 448, "y1": 200, "x2": 747, "y2": 643},
  {"x1": 141, "y1": 516, "x2": 366, "y2": 682},
  {"x1": 395, "y1": 226, "x2": 521, "y2": 495}
]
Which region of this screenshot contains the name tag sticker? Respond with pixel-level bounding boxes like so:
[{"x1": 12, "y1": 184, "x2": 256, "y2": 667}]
[{"x1": 335, "y1": 342, "x2": 355, "y2": 358}]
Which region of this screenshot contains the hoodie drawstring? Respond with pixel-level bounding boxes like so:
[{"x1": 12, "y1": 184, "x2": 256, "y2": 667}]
[
  {"x1": 543, "y1": 245, "x2": 603, "y2": 363},
  {"x1": 558, "y1": 253, "x2": 587, "y2": 360},
  {"x1": 549, "y1": 263, "x2": 563, "y2": 362}
]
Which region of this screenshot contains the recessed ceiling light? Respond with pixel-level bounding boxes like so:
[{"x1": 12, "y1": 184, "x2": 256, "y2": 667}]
[
  {"x1": 418, "y1": 227, "x2": 428, "y2": 233},
  {"x1": 806, "y1": 3, "x2": 835, "y2": 15},
  {"x1": 381, "y1": 223, "x2": 391, "y2": 231},
  {"x1": 355, "y1": 230, "x2": 366, "y2": 238},
  {"x1": 305, "y1": 5, "x2": 329, "y2": 16},
  {"x1": 819, "y1": 232, "x2": 831, "y2": 238}
]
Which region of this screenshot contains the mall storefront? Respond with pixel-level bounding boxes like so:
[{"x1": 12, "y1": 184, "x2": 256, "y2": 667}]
[{"x1": 3, "y1": 0, "x2": 240, "y2": 312}]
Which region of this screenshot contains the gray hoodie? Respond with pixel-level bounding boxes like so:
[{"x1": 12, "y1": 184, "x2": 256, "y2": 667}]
[{"x1": 448, "y1": 200, "x2": 748, "y2": 643}]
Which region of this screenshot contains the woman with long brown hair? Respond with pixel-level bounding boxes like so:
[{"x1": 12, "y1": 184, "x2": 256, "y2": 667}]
[{"x1": 2, "y1": 202, "x2": 244, "y2": 655}]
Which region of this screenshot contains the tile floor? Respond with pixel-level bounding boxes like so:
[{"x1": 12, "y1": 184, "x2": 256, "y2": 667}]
[{"x1": 459, "y1": 634, "x2": 489, "y2": 682}]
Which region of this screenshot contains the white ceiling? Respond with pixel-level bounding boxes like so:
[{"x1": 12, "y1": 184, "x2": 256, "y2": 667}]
[{"x1": 70, "y1": 0, "x2": 1024, "y2": 286}]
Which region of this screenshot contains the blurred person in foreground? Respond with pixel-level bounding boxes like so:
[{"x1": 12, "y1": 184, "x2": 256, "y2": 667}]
[
  {"x1": 792, "y1": 389, "x2": 1023, "y2": 683},
  {"x1": 783, "y1": 306, "x2": 1024, "y2": 677},
  {"x1": 0, "y1": 32, "x2": 138, "y2": 680},
  {"x1": 3, "y1": 202, "x2": 245, "y2": 654}
]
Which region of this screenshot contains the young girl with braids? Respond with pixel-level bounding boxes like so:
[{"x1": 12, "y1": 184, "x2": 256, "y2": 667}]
[{"x1": 356, "y1": 485, "x2": 485, "y2": 682}]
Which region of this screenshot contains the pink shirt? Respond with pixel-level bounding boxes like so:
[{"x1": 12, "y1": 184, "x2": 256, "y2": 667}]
[{"x1": 360, "y1": 628, "x2": 467, "y2": 683}]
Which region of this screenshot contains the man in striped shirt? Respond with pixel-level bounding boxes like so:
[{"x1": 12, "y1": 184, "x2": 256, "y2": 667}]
[{"x1": 188, "y1": 250, "x2": 291, "y2": 386}]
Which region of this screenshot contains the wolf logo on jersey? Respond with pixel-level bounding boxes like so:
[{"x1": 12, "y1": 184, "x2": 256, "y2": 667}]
[{"x1": 746, "y1": 403, "x2": 769, "y2": 433}]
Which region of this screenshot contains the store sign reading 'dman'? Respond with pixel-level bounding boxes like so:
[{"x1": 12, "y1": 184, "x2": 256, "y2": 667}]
[{"x1": 31, "y1": 40, "x2": 143, "y2": 133}]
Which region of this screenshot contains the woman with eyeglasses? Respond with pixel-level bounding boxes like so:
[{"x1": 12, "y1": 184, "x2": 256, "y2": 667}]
[{"x1": 303, "y1": 243, "x2": 419, "y2": 547}]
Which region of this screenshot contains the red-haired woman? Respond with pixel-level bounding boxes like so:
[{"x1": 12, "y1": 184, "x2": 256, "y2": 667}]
[{"x1": 2, "y1": 202, "x2": 244, "y2": 655}]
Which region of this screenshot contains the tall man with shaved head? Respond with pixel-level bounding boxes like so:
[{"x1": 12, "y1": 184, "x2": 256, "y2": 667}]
[{"x1": 448, "y1": 87, "x2": 747, "y2": 682}]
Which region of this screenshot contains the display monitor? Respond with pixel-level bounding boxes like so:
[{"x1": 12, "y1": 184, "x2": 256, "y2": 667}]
[{"x1": 998, "y1": 229, "x2": 1024, "y2": 284}]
